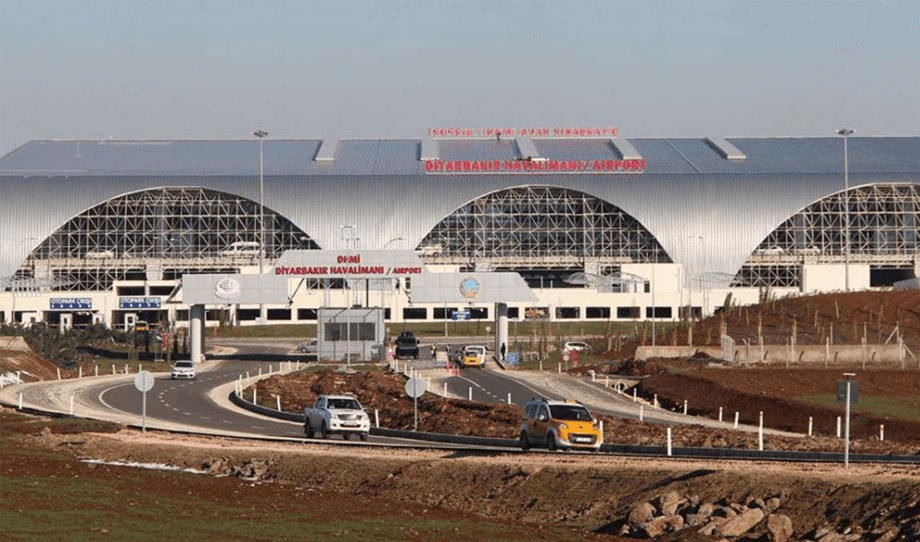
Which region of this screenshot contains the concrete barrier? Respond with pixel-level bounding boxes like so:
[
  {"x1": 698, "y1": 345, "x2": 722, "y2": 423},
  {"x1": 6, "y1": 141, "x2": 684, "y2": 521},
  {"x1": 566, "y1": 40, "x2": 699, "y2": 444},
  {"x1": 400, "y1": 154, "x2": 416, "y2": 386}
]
[{"x1": 636, "y1": 344, "x2": 905, "y2": 365}]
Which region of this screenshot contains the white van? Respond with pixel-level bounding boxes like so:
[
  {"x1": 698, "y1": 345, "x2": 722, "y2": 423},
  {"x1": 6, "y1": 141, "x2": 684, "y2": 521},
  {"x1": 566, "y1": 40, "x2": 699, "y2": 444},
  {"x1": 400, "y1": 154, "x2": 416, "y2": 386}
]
[{"x1": 220, "y1": 241, "x2": 260, "y2": 255}]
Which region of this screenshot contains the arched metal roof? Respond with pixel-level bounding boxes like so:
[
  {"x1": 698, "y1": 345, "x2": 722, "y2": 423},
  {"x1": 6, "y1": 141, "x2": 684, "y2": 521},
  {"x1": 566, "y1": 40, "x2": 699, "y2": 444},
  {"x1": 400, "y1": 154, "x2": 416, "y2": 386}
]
[{"x1": 1, "y1": 137, "x2": 918, "y2": 282}]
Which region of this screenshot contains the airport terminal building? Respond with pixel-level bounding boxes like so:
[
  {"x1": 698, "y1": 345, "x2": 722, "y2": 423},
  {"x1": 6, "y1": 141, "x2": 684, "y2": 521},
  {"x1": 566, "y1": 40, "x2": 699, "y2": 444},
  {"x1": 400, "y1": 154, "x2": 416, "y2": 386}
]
[{"x1": 1, "y1": 131, "x2": 919, "y2": 330}]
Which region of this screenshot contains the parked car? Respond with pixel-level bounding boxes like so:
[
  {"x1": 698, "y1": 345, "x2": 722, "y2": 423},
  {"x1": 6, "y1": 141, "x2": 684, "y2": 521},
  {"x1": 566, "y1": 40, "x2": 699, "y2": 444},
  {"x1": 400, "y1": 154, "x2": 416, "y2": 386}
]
[
  {"x1": 304, "y1": 395, "x2": 370, "y2": 440},
  {"x1": 563, "y1": 341, "x2": 592, "y2": 352},
  {"x1": 520, "y1": 398, "x2": 601, "y2": 451},
  {"x1": 297, "y1": 339, "x2": 318, "y2": 353},
  {"x1": 171, "y1": 360, "x2": 196, "y2": 380}
]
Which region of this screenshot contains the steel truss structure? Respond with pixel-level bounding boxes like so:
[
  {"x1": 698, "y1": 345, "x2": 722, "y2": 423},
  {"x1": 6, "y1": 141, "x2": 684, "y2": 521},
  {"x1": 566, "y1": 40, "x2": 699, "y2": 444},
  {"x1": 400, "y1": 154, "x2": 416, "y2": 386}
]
[
  {"x1": 417, "y1": 186, "x2": 670, "y2": 272},
  {"x1": 14, "y1": 187, "x2": 319, "y2": 292},
  {"x1": 734, "y1": 184, "x2": 920, "y2": 287}
]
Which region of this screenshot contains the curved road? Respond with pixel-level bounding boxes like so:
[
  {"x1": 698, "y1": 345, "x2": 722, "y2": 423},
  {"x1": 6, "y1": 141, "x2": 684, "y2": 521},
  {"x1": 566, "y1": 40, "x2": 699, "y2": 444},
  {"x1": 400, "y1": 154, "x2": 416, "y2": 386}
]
[{"x1": 98, "y1": 359, "x2": 305, "y2": 438}]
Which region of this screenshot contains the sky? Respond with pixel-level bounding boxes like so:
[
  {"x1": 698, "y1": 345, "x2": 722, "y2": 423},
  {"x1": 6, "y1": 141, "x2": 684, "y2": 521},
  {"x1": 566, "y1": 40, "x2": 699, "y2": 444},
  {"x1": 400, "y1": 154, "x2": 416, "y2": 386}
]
[{"x1": 1, "y1": 0, "x2": 918, "y2": 156}]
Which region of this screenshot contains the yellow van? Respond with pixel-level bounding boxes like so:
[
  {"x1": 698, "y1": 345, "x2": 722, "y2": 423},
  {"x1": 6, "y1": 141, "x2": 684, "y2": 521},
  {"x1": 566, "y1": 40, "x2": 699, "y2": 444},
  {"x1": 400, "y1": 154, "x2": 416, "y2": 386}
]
[{"x1": 520, "y1": 398, "x2": 602, "y2": 451}]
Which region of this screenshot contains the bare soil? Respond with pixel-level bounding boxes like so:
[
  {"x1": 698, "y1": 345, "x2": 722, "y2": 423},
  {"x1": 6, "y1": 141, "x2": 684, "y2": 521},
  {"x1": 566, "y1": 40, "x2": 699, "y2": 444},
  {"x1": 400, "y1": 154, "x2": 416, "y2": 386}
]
[
  {"x1": 6, "y1": 290, "x2": 920, "y2": 539},
  {"x1": 4, "y1": 410, "x2": 920, "y2": 541}
]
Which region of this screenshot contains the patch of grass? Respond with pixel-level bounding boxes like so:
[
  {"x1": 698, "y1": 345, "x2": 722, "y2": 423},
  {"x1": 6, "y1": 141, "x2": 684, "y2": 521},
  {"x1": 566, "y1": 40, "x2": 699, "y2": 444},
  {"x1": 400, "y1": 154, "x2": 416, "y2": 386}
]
[
  {"x1": 0, "y1": 469, "x2": 571, "y2": 541},
  {"x1": 796, "y1": 394, "x2": 920, "y2": 422}
]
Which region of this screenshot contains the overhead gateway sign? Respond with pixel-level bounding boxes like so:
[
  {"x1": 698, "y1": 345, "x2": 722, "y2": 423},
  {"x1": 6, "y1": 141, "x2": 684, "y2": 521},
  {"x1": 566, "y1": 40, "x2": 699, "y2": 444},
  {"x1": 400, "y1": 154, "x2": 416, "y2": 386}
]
[
  {"x1": 182, "y1": 274, "x2": 289, "y2": 305},
  {"x1": 273, "y1": 250, "x2": 426, "y2": 279},
  {"x1": 409, "y1": 272, "x2": 538, "y2": 303}
]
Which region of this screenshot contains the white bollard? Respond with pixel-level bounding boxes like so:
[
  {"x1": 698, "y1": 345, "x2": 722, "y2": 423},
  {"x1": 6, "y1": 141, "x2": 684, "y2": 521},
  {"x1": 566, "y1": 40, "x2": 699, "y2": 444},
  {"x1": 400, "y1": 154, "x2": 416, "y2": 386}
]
[
  {"x1": 639, "y1": 405, "x2": 644, "y2": 422},
  {"x1": 70, "y1": 394, "x2": 74, "y2": 416},
  {"x1": 276, "y1": 395, "x2": 281, "y2": 411},
  {"x1": 246, "y1": 371, "x2": 250, "y2": 384},
  {"x1": 808, "y1": 416, "x2": 813, "y2": 437},
  {"x1": 539, "y1": 360, "x2": 543, "y2": 371},
  {"x1": 683, "y1": 400, "x2": 688, "y2": 416},
  {"x1": 599, "y1": 420, "x2": 604, "y2": 444},
  {"x1": 591, "y1": 372, "x2": 596, "y2": 383},
  {"x1": 139, "y1": 364, "x2": 142, "y2": 373},
  {"x1": 667, "y1": 427, "x2": 672, "y2": 456},
  {"x1": 19, "y1": 392, "x2": 23, "y2": 410},
  {"x1": 837, "y1": 416, "x2": 842, "y2": 438},
  {"x1": 374, "y1": 409, "x2": 379, "y2": 428},
  {"x1": 653, "y1": 394, "x2": 657, "y2": 408},
  {"x1": 605, "y1": 375, "x2": 609, "y2": 388},
  {"x1": 718, "y1": 407, "x2": 723, "y2": 423},
  {"x1": 57, "y1": 368, "x2": 61, "y2": 380},
  {"x1": 78, "y1": 366, "x2": 82, "y2": 379},
  {"x1": 507, "y1": 392, "x2": 511, "y2": 405},
  {"x1": 95, "y1": 365, "x2": 99, "y2": 377},
  {"x1": 124, "y1": 364, "x2": 128, "y2": 374},
  {"x1": 880, "y1": 424, "x2": 885, "y2": 441},
  {"x1": 269, "y1": 364, "x2": 273, "y2": 376},
  {"x1": 258, "y1": 367, "x2": 262, "y2": 378},
  {"x1": 253, "y1": 388, "x2": 257, "y2": 404},
  {"x1": 758, "y1": 411, "x2": 764, "y2": 451},
  {"x1": 443, "y1": 382, "x2": 448, "y2": 397},
  {"x1": 734, "y1": 412, "x2": 739, "y2": 429},
  {"x1": 633, "y1": 388, "x2": 637, "y2": 402},
  {"x1": 112, "y1": 364, "x2": 116, "y2": 375},
  {"x1": 557, "y1": 362, "x2": 561, "y2": 374},
  {"x1": 468, "y1": 387, "x2": 472, "y2": 401}
]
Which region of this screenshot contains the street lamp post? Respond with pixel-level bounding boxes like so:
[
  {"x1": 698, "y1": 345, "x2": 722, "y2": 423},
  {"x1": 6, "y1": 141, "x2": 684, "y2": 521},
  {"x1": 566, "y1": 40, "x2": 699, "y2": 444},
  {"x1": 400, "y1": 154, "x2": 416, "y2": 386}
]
[
  {"x1": 383, "y1": 237, "x2": 405, "y2": 250},
  {"x1": 837, "y1": 127, "x2": 854, "y2": 291},
  {"x1": 253, "y1": 130, "x2": 268, "y2": 276}
]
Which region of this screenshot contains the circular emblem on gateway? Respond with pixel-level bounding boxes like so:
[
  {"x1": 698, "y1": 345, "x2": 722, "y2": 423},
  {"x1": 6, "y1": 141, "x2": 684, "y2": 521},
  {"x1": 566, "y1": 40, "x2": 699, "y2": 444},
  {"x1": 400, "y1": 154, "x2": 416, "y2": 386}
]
[
  {"x1": 215, "y1": 277, "x2": 241, "y2": 300},
  {"x1": 459, "y1": 276, "x2": 481, "y2": 299}
]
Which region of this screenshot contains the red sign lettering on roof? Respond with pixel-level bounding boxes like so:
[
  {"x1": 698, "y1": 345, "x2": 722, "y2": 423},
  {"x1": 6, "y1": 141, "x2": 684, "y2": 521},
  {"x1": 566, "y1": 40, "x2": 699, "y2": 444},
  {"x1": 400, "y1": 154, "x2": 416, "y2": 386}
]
[{"x1": 424, "y1": 159, "x2": 645, "y2": 175}]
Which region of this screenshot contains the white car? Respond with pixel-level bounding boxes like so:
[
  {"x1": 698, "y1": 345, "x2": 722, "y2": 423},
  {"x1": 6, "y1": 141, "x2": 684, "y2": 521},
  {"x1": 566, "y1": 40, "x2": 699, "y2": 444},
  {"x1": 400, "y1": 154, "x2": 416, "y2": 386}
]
[
  {"x1": 171, "y1": 360, "x2": 196, "y2": 380},
  {"x1": 564, "y1": 341, "x2": 592, "y2": 352},
  {"x1": 304, "y1": 395, "x2": 370, "y2": 440}
]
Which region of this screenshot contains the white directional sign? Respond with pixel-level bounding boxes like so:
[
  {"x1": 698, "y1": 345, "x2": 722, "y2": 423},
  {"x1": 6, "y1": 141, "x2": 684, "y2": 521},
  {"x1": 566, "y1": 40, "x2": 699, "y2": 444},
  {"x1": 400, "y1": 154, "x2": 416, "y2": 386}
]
[
  {"x1": 134, "y1": 370, "x2": 155, "y2": 433},
  {"x1": 134, "y1": 370, "x2": 155, "y2": 392},
  {"x1": 405, "y1": 378, "x2": 426, "y2": 399}
]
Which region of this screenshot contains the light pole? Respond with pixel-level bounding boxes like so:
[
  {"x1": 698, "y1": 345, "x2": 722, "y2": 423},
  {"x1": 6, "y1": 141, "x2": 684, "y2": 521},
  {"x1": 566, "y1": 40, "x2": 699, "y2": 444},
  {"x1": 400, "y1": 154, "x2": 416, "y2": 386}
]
[
  {"x1": 837, "y1": 127, "x2": 854, "y2": 291},
  {"x1": 253, "y1": 130, "x2": 268, "y2": 275},
  {"x1": 382, "y1": 237, "x2": 406, "y2": 319},
  {"x1": 651, "y1": 246, "x2": 657, "y2": 347},
  {"x1": 383, "y1": 237, "x2": 405, "y2": 250}
]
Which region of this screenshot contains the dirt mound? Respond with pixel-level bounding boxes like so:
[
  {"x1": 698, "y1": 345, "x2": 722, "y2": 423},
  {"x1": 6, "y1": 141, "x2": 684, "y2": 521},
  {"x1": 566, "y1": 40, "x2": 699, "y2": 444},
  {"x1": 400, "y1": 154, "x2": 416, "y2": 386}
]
[
  {"x1": 637, "y1": 367, "x2": 920, "y2": 446},
  {"x1": 256, "y1": 369, "x2": 521, "y2": 437},
  {"x1": 253, "y1": 367, "x2": 920, "y2": 455},
  {"x1": 0, "y1": 336, "x2": 58, "y2": 380},
  {"x1": 669, "y1": 290, "x2": 920, "y2": 349}
]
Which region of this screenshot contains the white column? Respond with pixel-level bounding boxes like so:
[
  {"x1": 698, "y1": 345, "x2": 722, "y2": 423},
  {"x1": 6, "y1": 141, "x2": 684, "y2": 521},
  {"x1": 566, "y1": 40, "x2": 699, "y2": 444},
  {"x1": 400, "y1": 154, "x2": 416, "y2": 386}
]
[
  {"x1": 190, "y1": 304, "x2": 205, "y2": 363},
  {"x1": 495, "y1": 302, "x2": 509, "y2": 362}
]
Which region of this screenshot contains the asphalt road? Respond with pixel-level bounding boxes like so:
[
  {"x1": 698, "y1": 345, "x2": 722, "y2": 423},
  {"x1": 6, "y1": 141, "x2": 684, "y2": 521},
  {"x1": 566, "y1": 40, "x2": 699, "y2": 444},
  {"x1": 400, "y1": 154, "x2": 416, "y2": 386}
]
[{"x1": 98, "y1": 360, "x2": 305, "y2": 438}]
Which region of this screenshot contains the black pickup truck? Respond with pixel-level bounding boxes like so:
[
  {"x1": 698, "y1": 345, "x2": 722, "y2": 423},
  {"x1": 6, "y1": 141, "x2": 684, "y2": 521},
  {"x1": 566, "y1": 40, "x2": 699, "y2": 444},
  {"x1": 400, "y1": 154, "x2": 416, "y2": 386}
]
[{"x1": 395, "y1": 331, "x2": 420, "y2": 359}]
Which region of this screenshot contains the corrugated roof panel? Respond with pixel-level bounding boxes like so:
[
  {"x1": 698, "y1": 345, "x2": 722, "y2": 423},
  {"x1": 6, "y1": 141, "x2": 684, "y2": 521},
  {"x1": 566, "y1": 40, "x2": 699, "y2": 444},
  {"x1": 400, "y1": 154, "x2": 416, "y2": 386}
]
[
  {"x1": 373, "y1": 140, "x2": 423, "y2": 175},
  {"x1": 665, "y1": 139, "x2": 745, "y2": 174},
  {"x1": 439, "y1": 139, "x2": 517, "y2": 161},
  {"x1": 514, "y1": 137, "x2": 543, "y2": 161},
  {"x1": 610, "y1": 137, "x2": 642, "y2": 160},
  {"x1": 705, "y1": 136, "x2": 747, "y2": 160},
  {"x1": 533, "y1": 139, "x2": 618, "y2": 161},
  {"x1": 314, "y1": 139, "x2": 339, "y2": 161},
  {"x1": 2, "y1": 137, "x2": 919, "y2": 177},
  {"x1": 627, "y1": 139, "x2": 698, "y2": 174}
]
